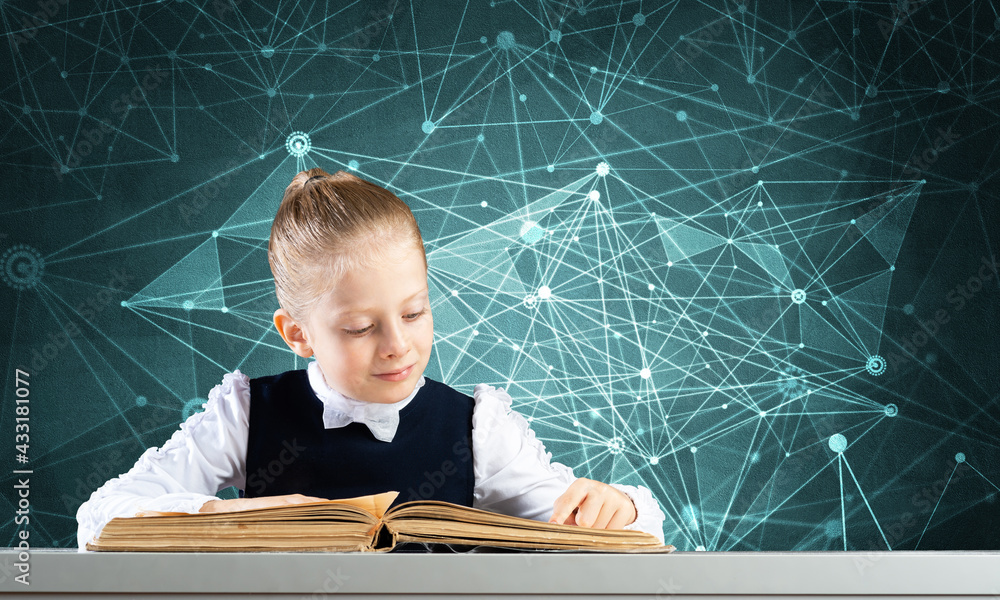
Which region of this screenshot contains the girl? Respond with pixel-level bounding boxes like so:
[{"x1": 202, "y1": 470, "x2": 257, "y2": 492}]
[{"x1": 76, "y1": 168, "x2": 666, "y2": 550}]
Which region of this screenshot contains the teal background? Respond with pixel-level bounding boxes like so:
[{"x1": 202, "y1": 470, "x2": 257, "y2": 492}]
[{"x1": 1, "y1": 0, "x2": 998, "y2": 551}]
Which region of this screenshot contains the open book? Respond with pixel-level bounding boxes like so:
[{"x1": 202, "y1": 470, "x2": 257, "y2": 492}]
[{"x1": 87, "y1": 491, "x2": 674, "y2": 553}]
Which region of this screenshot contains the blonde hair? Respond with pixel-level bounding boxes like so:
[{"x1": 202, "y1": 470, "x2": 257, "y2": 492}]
[{"x1": 268, "y1": 168, "x2": 426, "y2": 321}]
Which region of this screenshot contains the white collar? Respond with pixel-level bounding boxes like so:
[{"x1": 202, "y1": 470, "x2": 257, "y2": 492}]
[{"x1": 305, "y1": 361, "x2": 424, "y2": 442}]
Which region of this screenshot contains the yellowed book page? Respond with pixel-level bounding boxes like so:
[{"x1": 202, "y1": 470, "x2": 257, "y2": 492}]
[
  {"x1": 387, "y1": 501, "x2": 661, "y2": 542},
  {"x1": 387, "y1": 518, "x2": 661, "y2": 547},
  {"x1": 134, "y1": 490, "x2": 399, "y2": 520}
]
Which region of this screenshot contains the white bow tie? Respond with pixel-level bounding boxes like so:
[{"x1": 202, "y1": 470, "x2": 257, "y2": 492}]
[{"x1": 322, "y1": 402, "x2": 400, "y2": 442}]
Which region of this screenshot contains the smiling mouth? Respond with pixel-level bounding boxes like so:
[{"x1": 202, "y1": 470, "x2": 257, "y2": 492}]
[{"x1": 373, "y1": 364, "x2": 414, "y2": 381}]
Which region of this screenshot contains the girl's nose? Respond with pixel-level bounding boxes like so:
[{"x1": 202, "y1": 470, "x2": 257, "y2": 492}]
[{"x1": 379, "y1": 320, "x2": 410, "y2": 358}]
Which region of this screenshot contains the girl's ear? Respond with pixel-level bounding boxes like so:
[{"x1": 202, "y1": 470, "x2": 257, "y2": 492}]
[{"x1": 273, "y1": 308, "x2": 314, "y2": 358}]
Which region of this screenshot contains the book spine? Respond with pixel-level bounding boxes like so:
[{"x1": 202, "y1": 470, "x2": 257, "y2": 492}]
[{"x1": 370, "y1": 519, "x2": 398, "y2": 551}]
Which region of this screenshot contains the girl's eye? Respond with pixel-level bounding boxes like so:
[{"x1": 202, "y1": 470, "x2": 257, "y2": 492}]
[{"x1": 344, "y1": 310, "x2": 426, "y2": 335}]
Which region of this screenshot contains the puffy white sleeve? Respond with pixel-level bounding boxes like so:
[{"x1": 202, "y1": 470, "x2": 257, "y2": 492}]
[
  {"x1": 75, "y1": 370, "x2": 251, "y2": 551},
  {"x1": 470, "y1": 384, "x2": 666, "y2": 544}
]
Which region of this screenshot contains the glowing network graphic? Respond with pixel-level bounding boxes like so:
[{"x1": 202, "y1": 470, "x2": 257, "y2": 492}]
[{"x1": 1, "y1": 0, "x2": 997, "y2": 550}]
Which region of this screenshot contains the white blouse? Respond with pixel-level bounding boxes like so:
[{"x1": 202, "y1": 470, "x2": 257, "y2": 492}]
[{"x1": 76, "y1": 362, "x2": 666, "y2": 549}]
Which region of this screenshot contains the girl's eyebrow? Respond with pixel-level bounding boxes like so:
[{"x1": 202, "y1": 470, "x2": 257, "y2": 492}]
[{"x1": 334, "y1": 288, "x2": 429, "y2": 318}]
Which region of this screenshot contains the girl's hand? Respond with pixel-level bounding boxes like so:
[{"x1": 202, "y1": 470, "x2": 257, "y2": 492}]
[
  {"x1": 199, "y1": 493, "x2": 328, "y2": 513},
  {"x1": 548, "y1": 478, "x2": 637, "y2": 530}
]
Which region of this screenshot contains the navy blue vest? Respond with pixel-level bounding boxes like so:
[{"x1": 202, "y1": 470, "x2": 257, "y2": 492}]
[{"x1": 244, "y1": 370, "x2": 475, "y2": 511}]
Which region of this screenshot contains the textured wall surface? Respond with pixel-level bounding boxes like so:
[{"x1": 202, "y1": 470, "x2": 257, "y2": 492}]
[{"x1": 1, "y1": 0, "x2": 998, "y2": 551}]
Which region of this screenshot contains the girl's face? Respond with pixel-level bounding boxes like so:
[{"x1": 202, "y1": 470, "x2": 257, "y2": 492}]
[{"x1": 296, "y1": 241, "x2": 433, "y2": 404}]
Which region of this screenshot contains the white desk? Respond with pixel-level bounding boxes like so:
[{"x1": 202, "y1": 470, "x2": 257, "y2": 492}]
[{"x1": 1, "y1": 549, "x2": 999, "y2": 598}]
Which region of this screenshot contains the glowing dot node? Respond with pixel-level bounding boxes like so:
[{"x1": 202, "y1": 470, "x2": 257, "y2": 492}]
[
  {"x1": 589, "y1": 190, "x2": 600, "y2": 201},
  {"x1": 589, "y1": 110, "x2": 603, "y2": 125},
  {"x1": 496, "y1": 31, "x2": 516, "y2": 49},
  {"x1": 285, "y1": 132, "x2": 311, "y2": 157},
  {"x1": 1, "y1": 245, "x2": 45, "y2": 290},
  {"x1": 829, "y1": 434, "x2": 848, "y2": 453},
  {"x1": 866, "y1": 355, "x2": 886, "y2": 376},
  {"x1": 884, "y1": 403, "x2": 898, "y2": 417},
  {"x1": 955, "y1": 452, "x2": 966, "y2": 463},
  {"x1": 640, "y1": 367, "x2": 651, "y2": 379},
  {"x1": 790, "y1": 289, "x2": 806, "y2": 304},
  {"x1": 596, "y1": 161, "x2": 610, "y2": 176}
]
